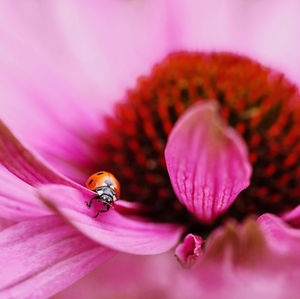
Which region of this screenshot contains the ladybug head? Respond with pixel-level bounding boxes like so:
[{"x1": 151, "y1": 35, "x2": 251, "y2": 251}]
[{"x1": 99, "y1": 194, "x2": 113, "y2": 205}]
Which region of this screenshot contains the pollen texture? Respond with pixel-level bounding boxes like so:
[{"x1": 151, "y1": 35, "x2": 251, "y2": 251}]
[{"x1": 95, "y1": 52, "x2": 300, "y2": 227}]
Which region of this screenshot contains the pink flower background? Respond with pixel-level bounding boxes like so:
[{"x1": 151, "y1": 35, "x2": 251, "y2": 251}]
[{"x1": 1, "y1": 1, "x2": 300, "y2": 299}]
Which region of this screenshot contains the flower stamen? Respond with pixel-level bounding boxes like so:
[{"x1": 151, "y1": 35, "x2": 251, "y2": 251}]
[{"x1": 94, "y1": 52, "x2": 300, "y2": 234}]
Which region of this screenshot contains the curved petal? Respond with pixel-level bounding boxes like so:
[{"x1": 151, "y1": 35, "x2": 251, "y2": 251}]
[
  {"x1": 0, "y1": 165, "x2": 50, "y2": 221},
  {"x1": 203, "y1": 218, "x2": 267, "y2": 266},
  {"x1": 0, "y1": 216, "x2": 115, "y2": 299},
  {"x1": 38, "y1": 184, "x2": 183, "y2": 255},
  {"x1": 175, "y1": 233, "x2": 204, "y2": 268},
  {"x1": 0, "y1": 120, "x2": 90, "y2": 194},
  {"x1": 258, "y1": 213, "x2": 300, "y2": 256},
  {"x1": 281, "y1": 205, "x2": 300, "y2": 228},
  {"x1": 165, "y1": 101, "x2": 252, "y2": 223},
  {"x1": 114, "y1": 200, "x2": 150, "y2": 216}
]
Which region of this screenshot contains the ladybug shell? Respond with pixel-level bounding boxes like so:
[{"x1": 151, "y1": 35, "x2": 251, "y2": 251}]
[{"x1": 86, "y1": 171, "x2": 120, "y2": 198}]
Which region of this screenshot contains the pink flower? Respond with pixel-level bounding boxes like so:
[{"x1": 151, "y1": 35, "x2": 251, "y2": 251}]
[
  {"x1": 0, "y1": 121, "x2": 183, "y2": 298},
  {"x1": 55, "y1": 219, "x2": 300, "y2": 299},
  {"x1": 1, "y1": 1, "x2": 300, "y2": 299}
]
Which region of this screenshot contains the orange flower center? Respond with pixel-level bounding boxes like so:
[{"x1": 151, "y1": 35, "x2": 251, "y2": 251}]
[{"x1": 94, "y1": 52, "x2": 300, "y2": 232}]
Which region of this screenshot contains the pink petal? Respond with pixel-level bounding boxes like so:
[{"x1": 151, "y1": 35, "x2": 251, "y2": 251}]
[
  {"x1": 0, "y1": 5, "x2": 106, "y2": 182},
  {"x1": 281, "y1": 205, "x2": 300, "y2": 228},
  {"x1": 175, "y1": 233, "x2": 204, "y2": 268},
  {"x1": 172, "y1": 0, "x2": 300, "y2": 87},
  {"x1": 203, "y1": 218, "x2": 267, "y2": 267},
  {"x1": 114, "y1": 200, "x2": 150, "y2": 216},
  {"x1": 38, "y1": 184, "x2": 183, "y2": 255},
  {"x1": 0, "y1": 28, "x2": 102, "y2": 183},
  {"x1": 53, "y1": 252, "x2": 179, "y2": 299},
  {"x1": 165, "y1": 101, "x2": 252, "y2": 223},
  {"x1": 0, "y1": 0, "x2": 179, "y2": 181},
  {"x1": 52, "y1": 219, "x2": 300, "y2": 299},
  {"x1": 54, "y1": 222, "x2": 300, "y2": 299},
  {"x1": 0, "y1": 217, "x2": 15, "y2": 232},
  {"x1": 0, "y1": 216, "x2": 115, "y2": 299},
  {"x1": 258, "y1": 213, "x2": 300, "y2": 256},
  {"x1": 40, "y1": 1, "x2": 177, "y2": 96},
  {"x1": 0, "y1": 121, "x2": 146, "y2": 216},
  {"x1": 0, "y1": 166, "x2": 50, "y2": 221},
  {"x1": 192, "y1": 218, "x2": 300, "y2": 299},
  {"x1": 0, "y1": 120, "x2": 90, "y2": 195}
]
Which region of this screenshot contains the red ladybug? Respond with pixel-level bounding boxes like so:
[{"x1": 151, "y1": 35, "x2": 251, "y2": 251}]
[{"x1": 85, "y1": 171, "x2": 120, "y2": 217}]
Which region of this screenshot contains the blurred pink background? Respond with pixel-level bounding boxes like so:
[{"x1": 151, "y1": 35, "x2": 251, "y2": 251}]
[{"x1": 1, "y1": 1, "x2": 300, "y2": 298}]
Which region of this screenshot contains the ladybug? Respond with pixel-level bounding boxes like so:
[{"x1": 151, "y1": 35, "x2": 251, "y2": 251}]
[{"x1": 85, "y1": 171, "x2": 120, "y2": 218}]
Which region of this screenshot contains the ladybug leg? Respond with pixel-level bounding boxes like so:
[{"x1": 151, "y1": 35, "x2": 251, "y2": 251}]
[
  {"x1": 86, "y1": 195, "x2": 100, "y2": 208},
  {"x1": 94, "y1": 205, "x2": 110, "y2": 218}
]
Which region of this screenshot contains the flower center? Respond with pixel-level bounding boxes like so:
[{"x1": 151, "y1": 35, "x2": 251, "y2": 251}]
[{"x1": 95, "y1": 52, "x2": 300, "y2": 234}]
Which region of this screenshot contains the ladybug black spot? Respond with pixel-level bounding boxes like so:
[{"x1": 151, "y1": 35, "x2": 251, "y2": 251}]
[
  {"x1": 97, "y1": 172, "x2": 104, "y2": 175},
  {"x1": 88, "y1": 179, "x2": 93, "y2": 185}
]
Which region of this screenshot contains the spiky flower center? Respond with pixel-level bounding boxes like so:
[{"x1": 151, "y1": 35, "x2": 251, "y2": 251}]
[{"x1": 95, "y1": 52, "x2": 300, "y2": 233}]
